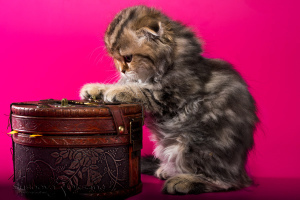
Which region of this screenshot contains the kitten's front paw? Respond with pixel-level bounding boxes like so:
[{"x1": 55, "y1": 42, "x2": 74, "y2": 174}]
[
  {"x1": 79, "y1": 83, "x2": 108, "y2": 100},
  {"x1": 104, "y1": 86, "x2": 136, "y2": 103}
]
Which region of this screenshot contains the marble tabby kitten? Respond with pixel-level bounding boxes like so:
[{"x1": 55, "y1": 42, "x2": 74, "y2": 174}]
[{"x1": 80, "y1": 6, "x2": 258, "y2": 195}]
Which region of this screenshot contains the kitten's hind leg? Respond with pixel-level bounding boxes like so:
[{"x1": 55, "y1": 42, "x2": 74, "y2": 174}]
[{"x1": 162, "y1": 174, "x2": 232, "y2": 195}]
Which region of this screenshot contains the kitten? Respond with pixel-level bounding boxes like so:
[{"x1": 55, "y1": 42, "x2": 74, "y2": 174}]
[{"x1": 80, "y1": 6, "x2": 258, "y2": 195}]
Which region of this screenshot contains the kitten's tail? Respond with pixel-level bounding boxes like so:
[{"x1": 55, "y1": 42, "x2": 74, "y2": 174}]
[{"x1": 141, "y1": 155, "x2": 160, "y2": 176}]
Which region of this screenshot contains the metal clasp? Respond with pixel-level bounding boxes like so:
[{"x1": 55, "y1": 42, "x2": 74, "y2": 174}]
[
  {"x1": 8, "y1": 131, "x2": 18, "y2": 135},
  {"x1": 54, "y1": 98, "x2": 76, "y2": 107},
  {"x1": 61, "y1": 98, "x2": 69, "y2": 106},
  {"x1": 84, "y1": 96, "x2": 103, "y2": 106},
  {"x1": 29, "y1": 134, "x2": 43, "y2": 138}
]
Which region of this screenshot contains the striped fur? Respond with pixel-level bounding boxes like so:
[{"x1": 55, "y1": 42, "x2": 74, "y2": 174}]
[{"x1": 80, "y1": 6, "x2": 258, "y2": 195}]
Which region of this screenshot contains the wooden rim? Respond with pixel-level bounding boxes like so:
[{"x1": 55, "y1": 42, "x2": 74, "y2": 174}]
[{"x1": 13, "y1": 133, "x2": 130, "y2": 147}]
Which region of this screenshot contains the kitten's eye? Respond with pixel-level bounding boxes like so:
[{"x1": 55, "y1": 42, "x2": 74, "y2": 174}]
[{"x1": 123, "y1": 55, "x2": 132, "y2": 63}]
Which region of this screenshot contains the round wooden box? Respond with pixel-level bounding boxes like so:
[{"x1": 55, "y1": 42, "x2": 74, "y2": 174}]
[{"x1": 10, "y1": 99, "x2": 144, "y2": 199}]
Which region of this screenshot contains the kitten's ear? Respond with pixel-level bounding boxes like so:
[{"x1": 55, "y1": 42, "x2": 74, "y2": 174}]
[{"x1": 137, "y1": 19, "x2": 163, "y2": 38}]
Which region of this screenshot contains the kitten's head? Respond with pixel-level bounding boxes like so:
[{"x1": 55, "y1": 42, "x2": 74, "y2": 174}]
[{"x1": 104, "y1": 6, "x2": 175, "y2": 83}]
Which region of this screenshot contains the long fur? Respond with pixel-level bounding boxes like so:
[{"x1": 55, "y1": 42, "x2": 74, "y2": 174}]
[
  {"x1": 80, "y1": 6, "x2": 258, "y2": 195},
  {"x1": 141, "y1": 155, "x2": 160, "y2": 176}
]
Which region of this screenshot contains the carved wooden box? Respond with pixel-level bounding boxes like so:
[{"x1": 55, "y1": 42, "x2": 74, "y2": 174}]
[{"x1": 10, "y1": 99, "x2": 143, "y2": 199}]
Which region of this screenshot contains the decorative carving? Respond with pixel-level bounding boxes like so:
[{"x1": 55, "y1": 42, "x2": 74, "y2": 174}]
[{"x1": 14, "y1": 143, "x2": 134, "y2": 197}]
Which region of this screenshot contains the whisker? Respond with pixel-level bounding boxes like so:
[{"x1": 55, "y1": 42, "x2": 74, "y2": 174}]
[
  {"x1": 95, "y1": 53, "x2": 105, "y2": 67},
  {"x1": 88, "y1": 46, "x2": 103, "y2": 62},
  {"x1": 103, "y1": 74, "x2": 115, "y2": 84},
  {"x1": 104, "y1": 73, "x2": 120, "y2": 84}
]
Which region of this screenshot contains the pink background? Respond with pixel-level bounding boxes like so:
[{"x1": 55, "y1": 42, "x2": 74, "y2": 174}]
[{"x1": 0, "y1": 0, "x2": 300, "y2": 185}]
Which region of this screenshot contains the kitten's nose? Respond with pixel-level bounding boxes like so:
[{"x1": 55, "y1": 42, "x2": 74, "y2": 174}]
[{"x1": 120, "y1": 64, "x2": 129, "y2": 74}]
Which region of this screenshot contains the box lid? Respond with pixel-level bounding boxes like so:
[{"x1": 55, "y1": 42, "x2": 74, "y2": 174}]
[
  {"x1": 11, "y1": 99, "x2": 143, "y2": 135},
  {"x1": 11, "y1": 99, "x2": 142, "y2": 117}
]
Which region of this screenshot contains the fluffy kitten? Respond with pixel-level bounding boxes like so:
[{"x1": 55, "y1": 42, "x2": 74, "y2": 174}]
[{"x1": 80, "y1": 6, "x2": 258, "y2": 195}]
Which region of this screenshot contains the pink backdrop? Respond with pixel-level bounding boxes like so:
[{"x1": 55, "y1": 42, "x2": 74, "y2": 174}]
[{"x1": 1, "y1": 0, "x2": 299, "y2": 184}]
